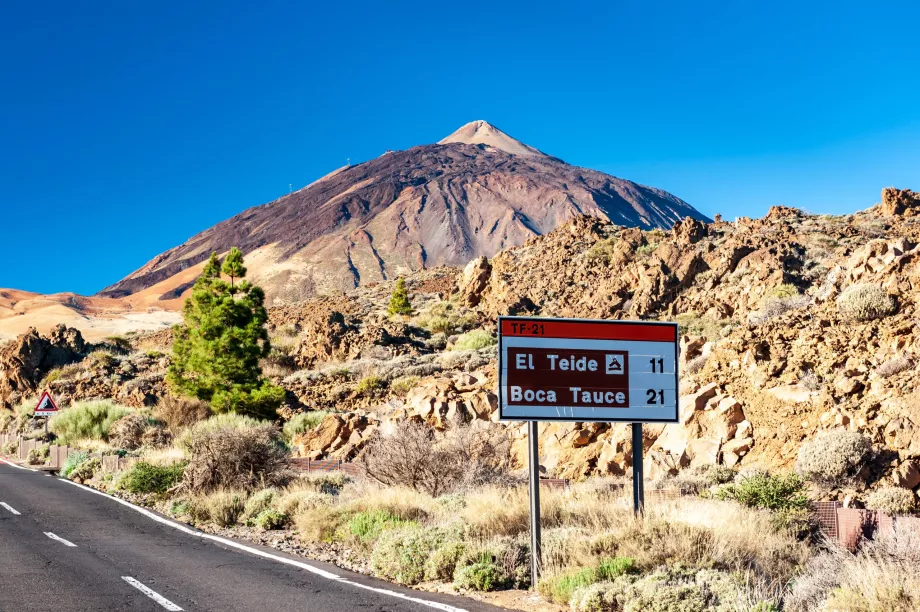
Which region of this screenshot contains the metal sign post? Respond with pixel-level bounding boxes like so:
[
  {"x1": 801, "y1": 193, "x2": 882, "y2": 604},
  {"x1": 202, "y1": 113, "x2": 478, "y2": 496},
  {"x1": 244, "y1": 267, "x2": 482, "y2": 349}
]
[
  {"x1": 497, "y1": 316, "x2": 679, "y2": 585},
  {"x1": 632, "y1": 423, "x2": 644, "y2": 515},
  {"x1": 527, "y1": 420, "x2": 542, "y2": 584}
]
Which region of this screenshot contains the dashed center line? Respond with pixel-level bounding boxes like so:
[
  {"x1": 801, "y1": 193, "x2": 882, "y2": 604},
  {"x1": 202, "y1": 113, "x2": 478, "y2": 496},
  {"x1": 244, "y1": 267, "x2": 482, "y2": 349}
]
[
  {"x1": 121, "y1": 577, "x2": 183, "y2": 611},
  {"x1": 44, "y1": 532, "x2": 77, "y2": 547},
  {"x1": 0, "y1": 502, "x2": 20, "y2": 515}
]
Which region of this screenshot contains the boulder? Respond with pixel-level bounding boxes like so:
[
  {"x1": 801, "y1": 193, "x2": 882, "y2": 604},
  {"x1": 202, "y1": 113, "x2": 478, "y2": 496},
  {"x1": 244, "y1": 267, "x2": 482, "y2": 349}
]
[
  {"x1": 0, "y1": 325, "x2": 89, "y2": 409},
  {"x1": 878, "y1": 187, "x2": 920, "y2": 216},
  {"x1": 892, "y1": 460, "x2": 920, "y2": 490},
  {"x1": 457, "y1": 256, "x2": 492, "y2": 306}
]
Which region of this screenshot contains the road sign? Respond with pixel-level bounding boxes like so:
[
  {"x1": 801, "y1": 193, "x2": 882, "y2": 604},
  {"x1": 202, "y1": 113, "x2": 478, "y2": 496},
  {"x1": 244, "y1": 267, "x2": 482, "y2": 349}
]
[
  {"x1": 34, "y1": 391, "x2": 59, "y2": 416},
  {"x1": 498, "y1": 316, "x2": 679, "y2": 423}
]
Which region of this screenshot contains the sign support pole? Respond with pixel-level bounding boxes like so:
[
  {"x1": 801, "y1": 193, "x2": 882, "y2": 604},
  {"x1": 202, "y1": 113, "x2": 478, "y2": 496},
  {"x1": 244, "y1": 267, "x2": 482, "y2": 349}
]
[
  {"x1": 528, "y1": 420, "x2": 542, "y2": 586},
  {"x1": 632, "y1": 423, "x2": 644, "y2": 515}
]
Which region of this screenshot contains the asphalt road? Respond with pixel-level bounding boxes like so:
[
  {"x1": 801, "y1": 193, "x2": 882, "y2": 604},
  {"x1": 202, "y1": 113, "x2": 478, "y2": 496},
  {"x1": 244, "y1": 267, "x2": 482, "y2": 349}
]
[{"x1": 0, "y1": 459, "x2": 504, "y2": 612}]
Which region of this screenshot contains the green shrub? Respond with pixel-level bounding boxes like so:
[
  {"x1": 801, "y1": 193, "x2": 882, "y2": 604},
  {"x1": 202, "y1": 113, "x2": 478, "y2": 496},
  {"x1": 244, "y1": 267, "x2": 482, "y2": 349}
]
[
  {"x1": 282, "y1": 412, "x2": 329, "y2": 443},
  {"x1": 242, "y1": 488, "x2": 278, "y2": 521},
  {"x1": 586, "y1": 238, "x2": 617, "y2": 265},
  {"x1": 50, "y1": 400, "x2": 133, "y2": 445},
  {"x1": 254, "y1": 508, "x2": 289, "y2": 530},
  {"x1": 455, "y1": 561, "x2": 507, "y2": 592},
  {"x1": 865, "y1": 487, "x2": 917, "y2": 516},
  {"x1": 713, "y1": 472, "x2": 810, "y2": 512},
  {"x1": 426, "y1": 537, "x2": 466, "y2": 581},
  {"x1": 796, "y1": 430, "x2": 873, "y2": 487},
  {"x1": 347, "y1": 510, "x2": 413, "y2": 543},
  {"x1": 569, "y1": 567, "x2": 742, "y2": 612},
  {"x1": 636, "y1": 242, "x2": 658, "y2": 256},
  {"x1": 27, "y1": 445, "x2": 50, "y2": 465},
  {"x1": 191, "y1": 490, "x2": 247, "y2": 527},
  {"x1": 765, "y1": 283, "x2": 800, "y2": 299},
  {"x1": 1, "y1": 440, "x2": 16, "y2": 455},
  {"x1": 118, "y1": 461, "x2": 186, "y2": 495},
  {"x1": 451, "y1": 330, "x2": 496, "y2": 351},
  {"x1": 68, "y1": 457, "x2": 101, "y2": 483},
  {"x1": 355, "y1": 376, "x2": 386, "y2": 397},
  {"x1": 168, "y1": 500, "x2": 190, "y2": 517},
  {"x1": 60, "y1": 451, "x2": 90, "y2": 478},
  {"x1": 371, "y1": 526, "x2": 444, "y2": 585},
  {"x1": 390, "y1": 376, "x2": 420, "y2": 396},
  {"x1": 836, "y1": 284, "x2": 897, "y2": 321},
  {"x1": 539, "y1": 558, "x2": 636, "y2": 604}
]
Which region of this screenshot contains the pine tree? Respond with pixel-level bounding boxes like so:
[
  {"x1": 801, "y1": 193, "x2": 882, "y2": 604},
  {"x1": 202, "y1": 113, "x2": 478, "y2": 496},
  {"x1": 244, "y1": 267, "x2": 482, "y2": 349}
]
[
  {"x1": 168, "y1": 248, "x2": 285, "y2": 419},
  {"x1": 221, "y1": 247, "x2": 247, "y2": 287},
  {"x1": 387, "y1": 277, "x2": 413, "y2": 316}
]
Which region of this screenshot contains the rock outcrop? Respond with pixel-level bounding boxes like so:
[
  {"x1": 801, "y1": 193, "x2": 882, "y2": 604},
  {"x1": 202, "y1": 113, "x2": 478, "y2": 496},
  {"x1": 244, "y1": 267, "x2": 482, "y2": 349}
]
[{"x1": 0, "y1": 325, "x2": 88, "y2": 409}]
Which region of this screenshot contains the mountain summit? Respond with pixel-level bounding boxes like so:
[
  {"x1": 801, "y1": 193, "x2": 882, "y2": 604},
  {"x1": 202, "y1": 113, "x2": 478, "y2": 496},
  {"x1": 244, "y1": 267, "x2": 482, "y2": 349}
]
[
  {"x1": 438, "y1": 120, "x2": 546, "y2": 157},
  {"x1": 100, "y1": 122, "x2": 709, "y2": 304}
]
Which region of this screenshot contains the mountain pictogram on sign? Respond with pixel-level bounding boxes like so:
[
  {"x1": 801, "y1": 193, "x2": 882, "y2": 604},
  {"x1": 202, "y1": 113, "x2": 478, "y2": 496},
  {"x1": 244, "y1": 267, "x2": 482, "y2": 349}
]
[{"x1": 34, "y1": 391, "x2": 59, "y2": 416}]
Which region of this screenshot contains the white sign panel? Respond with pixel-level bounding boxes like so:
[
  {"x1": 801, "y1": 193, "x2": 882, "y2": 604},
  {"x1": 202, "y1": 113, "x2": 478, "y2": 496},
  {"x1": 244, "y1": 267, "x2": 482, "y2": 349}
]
[{"x1": 498, "y1": 316, "x2": 679, "y2": 423}]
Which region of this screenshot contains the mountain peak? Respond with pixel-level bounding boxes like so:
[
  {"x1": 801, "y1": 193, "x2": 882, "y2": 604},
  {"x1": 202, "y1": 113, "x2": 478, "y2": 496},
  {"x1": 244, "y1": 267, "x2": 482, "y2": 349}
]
[{"x1": 438, "y1": 120, "x2": 546, "y2": 157}]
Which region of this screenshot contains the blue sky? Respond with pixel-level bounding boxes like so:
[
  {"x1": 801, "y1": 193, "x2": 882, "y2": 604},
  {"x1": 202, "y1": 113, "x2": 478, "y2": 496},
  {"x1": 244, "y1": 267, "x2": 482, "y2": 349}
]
[{"x1": 2, "y1": 1, "x2": 918, "y2": 295}]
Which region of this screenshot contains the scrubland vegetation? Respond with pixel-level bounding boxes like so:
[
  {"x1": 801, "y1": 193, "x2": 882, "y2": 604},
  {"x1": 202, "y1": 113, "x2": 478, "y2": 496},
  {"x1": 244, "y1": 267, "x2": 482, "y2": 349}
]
[{"x1": 4, "y1": 400, "x2": 915, "y2": 612}]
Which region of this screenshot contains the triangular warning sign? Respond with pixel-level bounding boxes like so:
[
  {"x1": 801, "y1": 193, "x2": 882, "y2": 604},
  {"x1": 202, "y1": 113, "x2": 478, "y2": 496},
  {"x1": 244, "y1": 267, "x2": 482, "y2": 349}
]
[{"x1": 34, "y1": 391, "x2": 59, "y2": 415}]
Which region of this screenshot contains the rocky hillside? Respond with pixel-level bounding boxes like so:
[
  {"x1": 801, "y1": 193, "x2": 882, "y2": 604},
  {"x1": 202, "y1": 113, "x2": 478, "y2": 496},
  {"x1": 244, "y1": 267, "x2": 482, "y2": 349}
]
[
  {"x1": 100, "y1": 121, "x2": 707, "y2": 305},
  {"x1": 6, "y1": 188, "x2": 920, "y2": 506}
]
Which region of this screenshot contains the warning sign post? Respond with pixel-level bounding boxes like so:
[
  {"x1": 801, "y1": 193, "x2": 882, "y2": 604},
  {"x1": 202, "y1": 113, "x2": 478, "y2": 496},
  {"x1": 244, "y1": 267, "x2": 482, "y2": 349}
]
[
  {"x1": 498, "y1": 316, "x2": 680, "y2": 585},
  {"x1": 34, "y1": 391, "x2": 59, "y2": 416}
]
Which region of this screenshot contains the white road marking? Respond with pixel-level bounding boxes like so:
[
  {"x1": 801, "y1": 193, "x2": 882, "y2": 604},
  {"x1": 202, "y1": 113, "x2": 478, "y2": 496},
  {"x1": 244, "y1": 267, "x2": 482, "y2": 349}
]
[
  {"x1": 44, "y1": 532, "x2": 77, "y2": 547},
  {"x1": 122, "y1": 577, "x2": 183, "y2": 611},
  {"x1": 0, "y1": 502, "x2": 21, "y2": 515},
  {"x1": 0, "y1": 457, "x2": 34, "y2": 471},
  {"x1": 63, "y1": 479, "x2": 469, "y2": 611}
]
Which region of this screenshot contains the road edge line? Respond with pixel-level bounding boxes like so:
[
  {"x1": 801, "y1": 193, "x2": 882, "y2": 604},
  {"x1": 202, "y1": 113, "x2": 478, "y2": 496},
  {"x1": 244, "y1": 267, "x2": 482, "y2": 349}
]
[
  {"x1": 0, "y1": 501, "x2": 21, "y2": 515},
  {"x1": 62, "y1": 479, "x2": 470, "y2": 611},
  {"x1": 0, "y1": 456, "x2": 36, "y2": 471}
]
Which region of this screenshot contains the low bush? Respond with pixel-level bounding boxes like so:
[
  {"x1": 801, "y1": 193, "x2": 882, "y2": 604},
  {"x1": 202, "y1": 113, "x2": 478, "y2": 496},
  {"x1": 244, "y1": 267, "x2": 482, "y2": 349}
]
[
  {"x1": 568, "y1": 567, "x2": 743, "y2": 612},
  {"x1": 748, "y1": 294, "x2": 811, "y2": 326},
  {"x1": 27, "y1": 445, "x2": 50, "y2": 465},
  {"x1": 242, "y1": 488, "x2": 278, "y2": 521},
  {"x1": 836, "y1": 284, "x2": 897, "y2": 321},
  {"x1": 190, "y1": 490, "x2": 248, "y2": 527},
  {"x1": 50, "y1": 400, "x2": 133, "y2": 445},
  {"x1": 539, "y1": 558, "x2": 636, "y2": 604},
  {"x1": 865, "y1": 487, "x2": 916, "y2": 516},
  {"x1": 389, "y1": 376, "x2": 420, "y2": 396},
  {"x1": 118, "y1": 461, "x2": 186, "y2": 495},
  {"x1": 108, "y1": 413, "x2": 151, "y2": 450},
  {"x1": 456, "y1": 534, "x2": 530, "y2": 589},
  {"x1": 359, "y1": 421, "x2": 513, "y2": 496},
  {"x1": 454, "y1": 561, "x2": 507, "y2": 592},
  {"x1": 180, "y1": 416, "x2": 288, "y2": 493},
  {"x1": 796, "y1": 430, "x2": 873, "y2": 487},
  {"x1": 426, "y1": 536, "x2": 466, "y2": 581},
  {"x1": 1, "y1": 440, "x2": 16, "y2": 455},
  {"x1": 370, "y1": 525, "x2": 444, "y2": 585},
  {"x1": 282, "y1": 411, "x2": 329, "y2": 443},
  {"x1": 253, "y1": 508, "x2": 289, "y2": 530},
  {"x1": 354, "y1": 376, "x2": 386, "y2": 397},
  {"x1": 713, "y1": 472, "x2": 810, "y2": 512},
  {"x1": 68, "y1": 457, "x2": 101, "y2": 483},
  {"x1": 347, "y1": 510, "x2": 413, "y2": 543},
  {"x1": 875, "y1": 356, "x2": 913, "y2": 378},
  {"x1": 154, "y1": 396, "x2": 212, "y2": 432},
  {"x1": 450, "y1": 330, "x2": 496, "y2": 351},
  {"x1": 60, "y1": 451, "x2": 90, "y2": 478}
]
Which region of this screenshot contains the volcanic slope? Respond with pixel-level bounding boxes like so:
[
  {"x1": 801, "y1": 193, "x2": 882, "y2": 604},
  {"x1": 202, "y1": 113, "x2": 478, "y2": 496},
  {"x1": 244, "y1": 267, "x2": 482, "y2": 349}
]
[{"x1": 101, "y1": 121, "x2": 708, "y2": 305}]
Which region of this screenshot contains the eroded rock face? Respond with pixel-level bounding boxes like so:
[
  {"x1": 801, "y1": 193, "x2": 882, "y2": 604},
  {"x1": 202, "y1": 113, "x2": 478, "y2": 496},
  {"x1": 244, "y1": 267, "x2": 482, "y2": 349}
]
[
  {"x1": 879, "y1": 187, "x2": 920, "y2": 216},
  {"x1": 0, "y1": 325, "x2": 88, "y2": 409}
]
